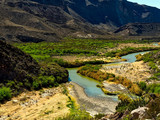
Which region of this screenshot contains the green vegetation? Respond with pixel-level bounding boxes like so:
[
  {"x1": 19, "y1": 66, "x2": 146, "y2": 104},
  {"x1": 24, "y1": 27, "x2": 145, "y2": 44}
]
[
  {"x1": 78, "y1": 64, "x2": 142, "y2": 95},
  {"x1": 77, "y1": 64, "x2": 115, "y2": 81},
  {"x1": 139, "y1": 50, "x2": 160, "y2": 80},
  {"x1": 0, "y1": 40, "x2": 69, "y2": 102},
  {"x1": 0, "y1": 87, "x2": 12, "y2": 103},
  {"x1": 13, "y1": 38, "x2": 160, "y2": 67},
  {"x1": 101, "y1": 87, "x2": 119, "y2": 95},
  {"x1": 2, "y1": 63, "x2": 69, "y2": 102},
  {"x1": 58, "y1": 86, "x2": 101, "y2": 120},
  {"x1": 146, "y1": 83, "x2": 160, "y2": 94},
  {"x1": 116, "y1": 95, "x2": 146, "y2": 112},
  {"x1": 138, "y1": 81, "x2": 147, "y2": 91},
  {"x1": 13, "y1": 38, "x2": 118, "y2": 60},
  {"x1": 105, "y1": 47, "x2": 159, "y2": 57}
]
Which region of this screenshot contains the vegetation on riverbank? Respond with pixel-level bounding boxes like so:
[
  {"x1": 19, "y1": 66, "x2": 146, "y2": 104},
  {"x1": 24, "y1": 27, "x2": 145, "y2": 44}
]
[
  {"x1": 58, "y1": 85, "x2": 104, "y2": 120},
  {"x1": 13, "y1": 38, "x2": 160, "y2": 68},
  {"x1": 136, "y1": 50, "x2": 160, "y2": 81},
  {"x1": 10, "y1": 38, "x2": 160, "y2": 119},
  {"x1": 77, "y1": 64, "x2": 142, "y2": 95},
  {"x1": 105, "y1": 47, "x2": 159, "y2": 57},
  {"x1": 111, "y1": 49, "x2": 160, "y2": 119}
]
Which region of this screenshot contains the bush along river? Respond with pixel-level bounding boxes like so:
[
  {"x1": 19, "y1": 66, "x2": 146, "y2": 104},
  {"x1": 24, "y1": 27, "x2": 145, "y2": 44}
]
[{"x1": 67, "y1": 51, "x2": 150, "y2": 115}]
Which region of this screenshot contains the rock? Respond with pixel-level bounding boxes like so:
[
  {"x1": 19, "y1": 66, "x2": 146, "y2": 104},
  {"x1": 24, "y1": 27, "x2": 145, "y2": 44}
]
[
  {"x1": 12, "y1": 100, "x2": 19, "y2": 104},
  {"x1": 131, "y1": 107, "x2": 149, "y2": 119},
  {"x1": 109, "y1": 112, "x2": 123, "y2": 120},
  {"x1": 157, "y1": 113, "x2": 160, "y2": 118}
]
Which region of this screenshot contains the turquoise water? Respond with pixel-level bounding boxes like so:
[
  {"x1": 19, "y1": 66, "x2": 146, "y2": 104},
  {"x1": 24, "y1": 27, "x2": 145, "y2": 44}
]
[
  {"x1": 68, "y1": 68, "x2": 102, "y2": 97},
  {"x1": 68, "y1": 51, "x2": 150, "y2": 99},
  {"x1": 121, "y1": 51, "x2": 150, "y2": 63},
  {"x1": 153, "y1": 43, "x2": 159, "y2": 46}
]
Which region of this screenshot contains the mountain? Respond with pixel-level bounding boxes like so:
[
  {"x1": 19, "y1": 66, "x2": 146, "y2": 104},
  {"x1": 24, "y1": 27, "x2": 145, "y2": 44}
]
[
  {"x1": 115, "y1": 23, "x2": 160, "y2": 36},
  {"x1": 31, "y1": 0, "x2": 160, "y2": 27},
  {"x1": 0, "y1": 0, "x2": 105, "y2": 42},
  {"x1": 0, "y1": 0, "x2": 160, "y2": 42}
]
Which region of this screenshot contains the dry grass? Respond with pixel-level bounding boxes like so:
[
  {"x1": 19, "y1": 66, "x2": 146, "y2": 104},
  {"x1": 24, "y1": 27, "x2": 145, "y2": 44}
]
[{"x1": 0, "y1": 87, "x2": 70, "y2": 120}]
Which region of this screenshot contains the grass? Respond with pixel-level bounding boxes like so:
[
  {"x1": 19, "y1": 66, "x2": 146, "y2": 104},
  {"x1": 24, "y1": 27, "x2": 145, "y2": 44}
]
[
  {"x1": 105, "y1": 47, "x2": 159, "y2": 57},
  {"x1": 13, "y1": 38, "x2": 159, "y2": 67}
]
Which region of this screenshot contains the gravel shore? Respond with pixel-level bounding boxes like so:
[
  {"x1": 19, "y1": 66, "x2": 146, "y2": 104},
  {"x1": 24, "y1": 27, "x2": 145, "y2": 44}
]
[{"x1": 69, "y1": 82, "x2": 118, "y2": 116}]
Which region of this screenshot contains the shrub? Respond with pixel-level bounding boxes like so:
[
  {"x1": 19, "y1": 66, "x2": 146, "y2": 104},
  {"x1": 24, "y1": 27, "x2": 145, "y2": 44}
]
[
  {"x1": 129, "y1": 84, "x2": 142, "y2": 96},
  {"x1": 138, "y1": 81, "x2": 147, "y2": 91},
  {"x1": 0, "y1": 87, "x2": 12, "y2": 102},
  {"x1": 118, "y1": 94, "x2": 132, "y2": 103},
  {"x1": 117, "y1": 94, "x2": 146, "y2": 112},
  {"x1": 147, "y1": 83, "x2": 160, "y2": 94}
]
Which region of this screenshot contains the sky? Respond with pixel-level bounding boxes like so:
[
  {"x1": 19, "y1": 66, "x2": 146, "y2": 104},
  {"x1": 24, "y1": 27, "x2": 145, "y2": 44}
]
[{"x1": 127, "y1": 0, "x2": 160, "y2": 9}]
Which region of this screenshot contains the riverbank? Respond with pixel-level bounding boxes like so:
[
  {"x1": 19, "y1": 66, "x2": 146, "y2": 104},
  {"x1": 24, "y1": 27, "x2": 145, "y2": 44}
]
[{"x1": 69, "y1": 82, "x2": 118, "y2": 116}]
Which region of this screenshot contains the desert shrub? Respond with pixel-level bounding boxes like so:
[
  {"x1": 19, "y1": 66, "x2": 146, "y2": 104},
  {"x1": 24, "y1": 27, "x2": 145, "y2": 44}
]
[
  {"x1": 129, "y1": 84, "x2": 142, "y2": 96},
  {"x1": 117, "y1": 94, "x2": 146, "y2": 112},
  {"x1": 138, "y1": 81, "x2": 147, "y2": 91},
  {"x1": 147, "y1": 97, "x2": 160, "y2": 119},
  {"x1": 32, "y1": 75, "x2": 59, "y2": 90},
  {"x1": 94, "y1": 113, "x2": 105, "y2": 119},
  {"x1": 32, "y1": 80, "x2": 42, "y2": 90},
  {"x1": 147, "y1": 83, "x2": 160, "y2": 94},
  {"x1": 135, "y1": 54, "x2": 143, "y2": 61},
  {"x1": 118, "y1": 94, "x2": 133, "y2": 103},
  {"x1": 0, "y1": 87, "x2": 12, "y2": 102}
]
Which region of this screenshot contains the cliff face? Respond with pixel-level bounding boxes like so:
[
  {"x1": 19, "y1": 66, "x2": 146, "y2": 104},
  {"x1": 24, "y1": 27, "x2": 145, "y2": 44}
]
[{"x1": 31, "y1": 0, "x2": 160, "y2": 27}]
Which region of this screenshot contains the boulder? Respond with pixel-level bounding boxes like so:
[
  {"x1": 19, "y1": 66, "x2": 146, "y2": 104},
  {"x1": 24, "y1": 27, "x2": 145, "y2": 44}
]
[{"x1": 131, "y1": 107, "x2": 149, "y2": 119}]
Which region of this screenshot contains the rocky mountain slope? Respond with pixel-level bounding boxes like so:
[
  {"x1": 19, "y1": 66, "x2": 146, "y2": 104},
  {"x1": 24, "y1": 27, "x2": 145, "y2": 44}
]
[
  {"x1": 115, "y1": 23, "x2": 160, "y2": 36},
  {"x1": 0, "y1": 0, "x2": 160, "y2": 42},
  {"x1": 32, "y1": 0, "x2": 160, "y2": 27},
  {"x1": 0, "y1": 0, "x2": 105, "y2": 42},
  {"x1": 0, "y1": 40, "x2": 68, "y2": 97}
]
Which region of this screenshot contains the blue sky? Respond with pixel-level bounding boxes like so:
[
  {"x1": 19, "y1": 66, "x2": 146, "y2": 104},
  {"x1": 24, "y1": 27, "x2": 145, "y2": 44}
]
[{"x1": 127, "y1": 0, "x2": 160, "y2": 9}]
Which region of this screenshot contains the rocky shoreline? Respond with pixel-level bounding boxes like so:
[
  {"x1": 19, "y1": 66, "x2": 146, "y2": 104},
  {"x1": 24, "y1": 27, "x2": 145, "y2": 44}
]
[{"x1": 69, "y1": 82, "x2": 118, "y2": 116}]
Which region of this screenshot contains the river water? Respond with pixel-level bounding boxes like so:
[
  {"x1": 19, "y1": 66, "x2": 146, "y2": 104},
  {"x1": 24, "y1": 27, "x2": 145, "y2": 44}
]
[{"x1": 68, "y1": 51, "x2": 150, "y2": 100}]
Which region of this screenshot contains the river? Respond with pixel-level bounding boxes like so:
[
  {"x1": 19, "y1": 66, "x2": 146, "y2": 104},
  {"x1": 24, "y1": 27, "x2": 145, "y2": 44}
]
[
  {"x1": 68, "y1": 51, "x2": 149, "y2": 99},
  {"x1": 67, "y1": 51, "x2": 150, "y2": 115}
]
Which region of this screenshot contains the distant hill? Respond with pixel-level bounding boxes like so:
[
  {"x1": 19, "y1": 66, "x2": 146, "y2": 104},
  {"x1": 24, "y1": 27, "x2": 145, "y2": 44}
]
[{"x1": 115, "y1": 23, "x2": 160, "y2": 36}]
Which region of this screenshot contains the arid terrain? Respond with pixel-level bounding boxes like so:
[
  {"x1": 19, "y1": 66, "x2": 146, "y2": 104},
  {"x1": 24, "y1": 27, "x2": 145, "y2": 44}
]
[
  {"x1": 0, "y1": 86, "x2": 70, "y2": 120},
  {"x1": 101, "y1": 61, "x2": 151, "y2": 82}
]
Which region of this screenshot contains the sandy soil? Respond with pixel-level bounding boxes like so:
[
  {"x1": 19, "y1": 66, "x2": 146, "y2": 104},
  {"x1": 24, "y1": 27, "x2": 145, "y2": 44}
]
[
  {"x1": 101, "y1": 61, "x2": 151, "y2": 82},
  {"x1": 69, "y1": 82, "x2": 118, "y2": 116},
  {"x1": 0, "y1": 87, "x2": 70, "y2": 120}
]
